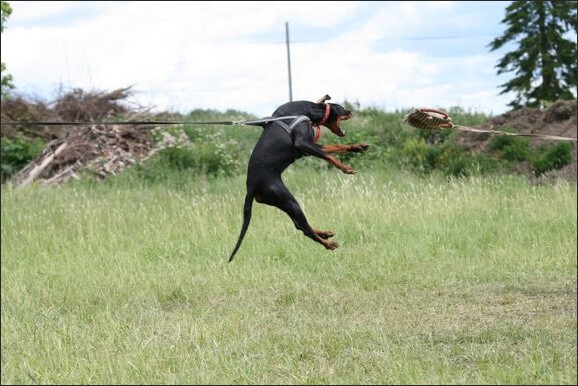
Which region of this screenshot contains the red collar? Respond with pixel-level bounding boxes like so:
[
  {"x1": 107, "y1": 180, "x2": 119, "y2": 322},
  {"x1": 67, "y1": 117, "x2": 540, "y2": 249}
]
[
  {"x1": 318, "y1": 103, "x2": 331, "y2": 126},
  {"x1": 312, "y1": 103, "x2": 330, "y2": 143},
  {"x1": 313, "y1": 125, "x2": 322, "y2": 143}
]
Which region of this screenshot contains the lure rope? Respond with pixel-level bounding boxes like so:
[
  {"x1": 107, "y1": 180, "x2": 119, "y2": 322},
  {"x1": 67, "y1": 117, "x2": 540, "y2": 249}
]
[{"x1": 402, "y1": 107, "x2": 576, "y2": 142}]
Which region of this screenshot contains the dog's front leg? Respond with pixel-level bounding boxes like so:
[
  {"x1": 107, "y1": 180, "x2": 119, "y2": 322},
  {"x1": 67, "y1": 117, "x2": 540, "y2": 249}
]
[
  {"x1": 321, "y1": 143, "x2": 370, "y2": 174},
  {"x1": 294, "y1": 137, "x2": 360, "y2": 174},
  {"x1": 321, "y1": 143, "x2": 370, "y2": 154},
  {"x1": 324, "y1": 155, "x2": 356, "y2": 174}
]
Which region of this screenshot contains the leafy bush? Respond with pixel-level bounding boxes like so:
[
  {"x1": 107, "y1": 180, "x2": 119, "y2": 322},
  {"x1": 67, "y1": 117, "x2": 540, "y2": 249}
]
[
  {"x1": 401, "y1": 137, "x2": 428, "y2": 171},
  {"x1": 530, "y1": 142, "x2": 573, "y2": 176},
  {"x1": 488, "y1": 135, "x2": 530, "y2": 162},
  {"x1": 400, "y1": 133, "x2": 496, "y2": 178},
  {"x1": 435, "y1": 143, "x2": 469, "y2": 177},
  {"x1": 132, "y1": 125, "x2": 241, "y2": 183},
  {"x1": 0, "y1": 136, "x2": 45, "y2": 182}
]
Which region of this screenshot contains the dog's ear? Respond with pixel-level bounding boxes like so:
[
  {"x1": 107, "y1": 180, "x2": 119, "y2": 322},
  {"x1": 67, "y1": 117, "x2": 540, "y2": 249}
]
[{"x1": 316, "y1": 95, "x2": 331, "y2": 104}]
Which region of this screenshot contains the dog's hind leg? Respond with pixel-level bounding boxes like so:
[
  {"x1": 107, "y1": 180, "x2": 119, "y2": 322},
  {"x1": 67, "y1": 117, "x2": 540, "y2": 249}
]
[
  {"x1": 260, "y1": 183, "x2": 338, "y2": 250},
  {"x1": 283, "y1": 201, "x2": 338, "y2": 250}
]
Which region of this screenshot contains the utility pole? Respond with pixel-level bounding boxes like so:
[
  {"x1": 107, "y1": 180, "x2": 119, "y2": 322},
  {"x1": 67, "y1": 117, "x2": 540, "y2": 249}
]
[{"x1": 285, "y1": 21, "x2": 293, "y2": 102}]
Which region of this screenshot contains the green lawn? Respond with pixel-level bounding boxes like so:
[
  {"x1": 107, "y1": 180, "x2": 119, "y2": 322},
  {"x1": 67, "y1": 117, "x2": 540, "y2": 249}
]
[{"x1": 1, "y1": 169, "x2": 576, "y2": 384}]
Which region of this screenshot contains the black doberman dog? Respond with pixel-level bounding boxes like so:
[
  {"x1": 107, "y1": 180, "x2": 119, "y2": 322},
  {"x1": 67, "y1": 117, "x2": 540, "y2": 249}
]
[{"x1": 228, "y1": 95, "x2": 369, "y2": 262}]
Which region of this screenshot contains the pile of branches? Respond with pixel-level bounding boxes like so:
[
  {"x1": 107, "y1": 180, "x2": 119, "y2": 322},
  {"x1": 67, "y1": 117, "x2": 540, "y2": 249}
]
[
  {"x1": 12, "y1": 123, "x2": 158, "y2": 186},
  {"x1": 1, "y1": 87, "x2": 177, "y2": 186}
]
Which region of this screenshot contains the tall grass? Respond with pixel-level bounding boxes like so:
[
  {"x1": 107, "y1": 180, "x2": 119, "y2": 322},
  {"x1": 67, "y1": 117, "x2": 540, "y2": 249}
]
[{"x1": 1, "y1": 169, "x2": 576, "y2": 384}]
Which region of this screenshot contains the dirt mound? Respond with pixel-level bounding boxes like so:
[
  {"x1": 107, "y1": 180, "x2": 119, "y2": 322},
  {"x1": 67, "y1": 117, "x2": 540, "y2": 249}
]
[{"x1": 453, "y1": 100, "x2": 577, "y2": 183}]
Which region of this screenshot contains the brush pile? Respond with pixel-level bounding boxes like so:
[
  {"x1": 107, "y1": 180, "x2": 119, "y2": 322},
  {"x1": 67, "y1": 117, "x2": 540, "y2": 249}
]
[{"x1": 1, "y1": 87, "x2": 177, "y2": 186}]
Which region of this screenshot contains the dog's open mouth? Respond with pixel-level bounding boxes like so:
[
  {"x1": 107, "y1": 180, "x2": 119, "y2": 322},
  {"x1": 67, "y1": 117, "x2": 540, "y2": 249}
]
[
  {"x1": 334, "y1": 114, "x2": 351, "y2": 137},
  {"x1": 329, "y1": 122, "x2": 346, "y2": 137}
]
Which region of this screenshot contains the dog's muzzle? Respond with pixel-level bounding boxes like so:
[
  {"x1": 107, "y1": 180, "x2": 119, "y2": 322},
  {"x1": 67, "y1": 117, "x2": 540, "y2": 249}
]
[{"x1": 335, "y1": 114, "x2": 351, "y2": 136}]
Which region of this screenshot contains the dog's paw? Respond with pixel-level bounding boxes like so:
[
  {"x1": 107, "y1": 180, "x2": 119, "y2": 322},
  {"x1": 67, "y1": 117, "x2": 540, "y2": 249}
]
[
  {"x1": 348, "y1": 143, "x2": 370, "y2": 153},
  {"x1": 324, "y1": 240, "x2": 339, "y2": 250},
  {"x1": 342, "y1": 166, "x2": 356, "y2": 174}
]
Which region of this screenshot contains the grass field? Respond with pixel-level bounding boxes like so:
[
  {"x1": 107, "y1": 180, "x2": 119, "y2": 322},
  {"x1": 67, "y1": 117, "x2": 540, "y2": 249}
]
[{"x1": 1, "y1": 169, "x2": 576, "y2": 384}]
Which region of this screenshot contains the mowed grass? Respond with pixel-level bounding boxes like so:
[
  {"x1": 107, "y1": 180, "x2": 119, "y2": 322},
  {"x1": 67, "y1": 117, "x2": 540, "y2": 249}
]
[{"x1": 1, "y1": 169, "x2": 576, "y2": 385}]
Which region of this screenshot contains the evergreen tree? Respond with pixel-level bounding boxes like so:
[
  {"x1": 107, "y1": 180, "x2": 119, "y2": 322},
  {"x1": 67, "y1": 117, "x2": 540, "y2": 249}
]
[{"x1": 488, "y1": 1, "x2": 577, "y2": 109}]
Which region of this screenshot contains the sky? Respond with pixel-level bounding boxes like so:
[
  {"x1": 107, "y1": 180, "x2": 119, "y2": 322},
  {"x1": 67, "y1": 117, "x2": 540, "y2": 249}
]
[{"x1": 2, "y1": 1, "x2": 524, "y2": 118}]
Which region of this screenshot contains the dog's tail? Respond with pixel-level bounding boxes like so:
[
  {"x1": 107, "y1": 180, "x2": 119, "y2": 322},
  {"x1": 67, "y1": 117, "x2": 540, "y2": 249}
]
[{"x1": 228, "y1": 192, "x2": 254, "y2": 262}]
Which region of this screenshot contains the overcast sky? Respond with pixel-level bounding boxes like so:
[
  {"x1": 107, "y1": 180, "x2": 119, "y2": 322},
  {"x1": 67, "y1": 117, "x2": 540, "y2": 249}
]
[{"x1": 3, "y1": 1, "x2": 522, "y2": 117}]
